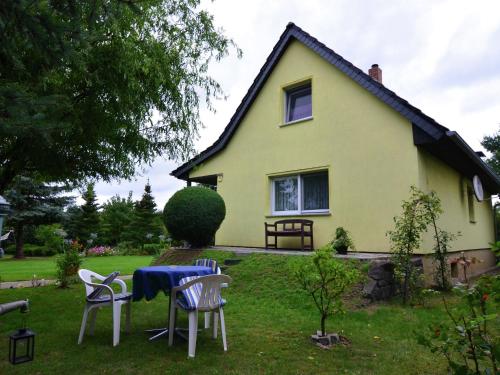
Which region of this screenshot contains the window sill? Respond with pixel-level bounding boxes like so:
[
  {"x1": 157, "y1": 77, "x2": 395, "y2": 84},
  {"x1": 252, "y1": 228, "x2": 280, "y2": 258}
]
[
  {"x1": 266, "y1": 211, "x2": 331, "y2": 218},
  {"x1": 279, "y1": 116, "x2": 313, "y2": 127}
]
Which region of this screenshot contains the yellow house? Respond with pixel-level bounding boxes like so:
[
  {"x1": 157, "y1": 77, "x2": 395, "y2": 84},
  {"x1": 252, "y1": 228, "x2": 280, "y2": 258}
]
[{"x1": 172, "y1": 23, "x2": 499, "y2": 273}]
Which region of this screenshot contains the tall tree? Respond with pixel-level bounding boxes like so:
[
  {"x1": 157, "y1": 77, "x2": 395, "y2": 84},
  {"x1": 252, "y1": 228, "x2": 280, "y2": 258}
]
[
  {"x1": 100, "y1": 192, "x2": 135, "y2": 245},
  {"x1": 0, "y1": 0, "x2": 240, "y2": 193},
  {"x1": 79, "y1": 184, "x2": 100, "y2": 245},
  {"x1": 481, "y1": 127, "x2": 500, "y2": 176},
  {"x1": 4, "y1": 176, "x2": 73, "y2": 258}
]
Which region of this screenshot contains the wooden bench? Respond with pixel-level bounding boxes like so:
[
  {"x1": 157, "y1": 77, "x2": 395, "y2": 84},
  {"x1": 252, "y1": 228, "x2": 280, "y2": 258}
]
[{"x1": 264, "y1": 219, "x2": 314, "y2": 251}]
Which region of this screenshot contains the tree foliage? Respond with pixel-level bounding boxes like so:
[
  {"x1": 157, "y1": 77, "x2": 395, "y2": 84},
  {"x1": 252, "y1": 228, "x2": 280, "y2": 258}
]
[
  {"x1": 0, "y1": 0, "x2": 240, "y2": 192},
  {"x1": 100, "y1": 192, "x2": 135, "y2": 245},
  {"x1": 294, "y1": 246, "x2": 360, "y2": 336},
  {"x1": 126, "y1": 182, "x2": 163, "y2": 245},
  {"x1": 4, "y1": 176, "x2": 73, "y2": 258},
  {"x1": 481, "y1": 127, "x2": 500, "y2": 176}
]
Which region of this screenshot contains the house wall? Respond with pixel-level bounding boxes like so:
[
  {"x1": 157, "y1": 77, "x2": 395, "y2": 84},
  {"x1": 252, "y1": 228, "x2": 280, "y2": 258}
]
[
  {"x1": 188, "y1": 40, "x2": 495, "y2": 256},
  {"x1": 418, "y1": 149, "x2": 495, "y2": 252},
  {"x1": 190, "y1": 40, "x2": 423, "y2": 252}
]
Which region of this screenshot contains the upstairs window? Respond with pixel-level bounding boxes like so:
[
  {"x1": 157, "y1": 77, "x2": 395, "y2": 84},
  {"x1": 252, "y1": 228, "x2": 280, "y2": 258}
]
[
  {"x1": 285, "y1": 83, "x2": 312, "y2": 123},
  {"x1": 272, "y1": 171, "x2": 329, "y2": 215}
]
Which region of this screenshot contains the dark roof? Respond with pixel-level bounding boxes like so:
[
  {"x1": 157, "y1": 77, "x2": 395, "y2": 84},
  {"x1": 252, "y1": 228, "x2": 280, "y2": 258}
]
[{"x1": 171, "y1": 23, "x2": 500, "y2": 193}]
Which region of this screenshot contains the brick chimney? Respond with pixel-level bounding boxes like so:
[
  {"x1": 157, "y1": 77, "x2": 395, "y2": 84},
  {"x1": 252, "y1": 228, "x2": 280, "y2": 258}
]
[{"x1": 368, "y1": 64, "x2": 382, "y2": 83}]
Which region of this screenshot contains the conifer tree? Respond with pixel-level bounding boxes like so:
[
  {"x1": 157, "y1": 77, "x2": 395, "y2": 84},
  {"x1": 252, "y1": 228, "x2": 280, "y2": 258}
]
[
  {"x1": 4, "y1": 176, "x2": 73, "y2": 258},
  {"x1": 79, "y1": 184, "x2": 100, "y2": 246},
  {"x1": 127, "y1": 182, "x2": 161, "y2": 245}
]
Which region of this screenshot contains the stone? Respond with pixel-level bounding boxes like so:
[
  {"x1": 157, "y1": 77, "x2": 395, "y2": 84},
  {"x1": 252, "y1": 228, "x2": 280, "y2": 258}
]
[{"x1": 362, "y1": 279, "x2": 378, "y2": 297}]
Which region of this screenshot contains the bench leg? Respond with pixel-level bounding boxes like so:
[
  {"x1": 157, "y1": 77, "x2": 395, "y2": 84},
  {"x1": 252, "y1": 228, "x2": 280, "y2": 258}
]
[
  {"x1": 275, "y1": 236, "x2": 278, "y2": 249},
  {"x1": 301, "y1": 234, "x2": 304, "y2": 251}
]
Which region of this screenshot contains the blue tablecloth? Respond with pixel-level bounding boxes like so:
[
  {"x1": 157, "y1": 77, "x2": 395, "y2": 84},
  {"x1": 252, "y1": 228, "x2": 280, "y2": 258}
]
[{"x1": 132, "y1": 265, "x2": 213, "y2": 301}]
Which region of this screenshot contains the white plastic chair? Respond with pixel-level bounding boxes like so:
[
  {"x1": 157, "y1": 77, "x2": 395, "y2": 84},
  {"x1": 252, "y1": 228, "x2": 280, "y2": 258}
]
[
  {"x1": 193, "y1": 258, "x2": 226, "y2": 329},
  {"x1": 77, "y1": 269, "x2": 132, "y2": 347},
  {"x1": 168, "y1": 274, "x2": 232, "y2": 358}
]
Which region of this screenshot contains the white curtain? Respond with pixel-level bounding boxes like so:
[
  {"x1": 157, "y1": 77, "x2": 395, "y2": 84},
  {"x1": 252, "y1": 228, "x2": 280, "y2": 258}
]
[{"x1": 274, "y1": 177, "x2": 298, "y2": 211}]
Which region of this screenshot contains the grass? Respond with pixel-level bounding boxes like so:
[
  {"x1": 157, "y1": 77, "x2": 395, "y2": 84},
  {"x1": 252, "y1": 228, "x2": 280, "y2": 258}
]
[
  {"x1": 0, "y1": 250, "x2": 452, "y2": 374},
  {"x1": 0, "y1": 255, "x2": 154, "y2": 281}
]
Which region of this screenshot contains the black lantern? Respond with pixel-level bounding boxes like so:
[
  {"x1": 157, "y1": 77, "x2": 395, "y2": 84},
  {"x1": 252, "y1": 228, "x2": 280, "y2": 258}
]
[{"x1": 9, "y1": 328, "x2": 35, "y2": 364}]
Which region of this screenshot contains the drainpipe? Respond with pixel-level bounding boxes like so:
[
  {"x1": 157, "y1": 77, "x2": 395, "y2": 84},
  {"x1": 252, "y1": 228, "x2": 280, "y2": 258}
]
[{"x1": 494, "y1": 202, "x2": 500, "y2": 242}]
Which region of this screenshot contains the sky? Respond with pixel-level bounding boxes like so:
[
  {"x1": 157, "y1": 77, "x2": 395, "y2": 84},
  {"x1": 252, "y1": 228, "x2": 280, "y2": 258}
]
[{"x1": 90, "y1": 0, "x2": 500, "y2": 208}]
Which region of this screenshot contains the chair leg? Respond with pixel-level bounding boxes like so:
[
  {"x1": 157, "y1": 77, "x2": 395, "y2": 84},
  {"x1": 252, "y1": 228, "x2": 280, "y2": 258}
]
[
  {"x1": 168, "y1": 304, "x2": 177, "y2": 346},
  {"x1": 78, "y1": 305, "x2": 89, "y2": 344},
  {"x1": 212, "y1": 311, "x2": 219, "y2": 339},
  {"x1": 112, "y1": 304, "x2": 122, "y2": 347},
  {"x1": 204, "y1": 312, "x2": 211, "y2": 329},
  {"x1": 188, "y1": 311, "x2": 198, "y2": 358},
  {"x1": 88, "y1": 308, "x2": 98, "y2": 336},
  {"x1": 125, "y1": 302, "x2": 131, "y2": 333},
  {"x1": 219, "y1": 308, "x2": 227, "y2": 352}
]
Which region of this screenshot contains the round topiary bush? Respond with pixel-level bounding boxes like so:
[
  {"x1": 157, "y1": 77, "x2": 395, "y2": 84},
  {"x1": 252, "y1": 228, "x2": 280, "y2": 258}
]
[{"x1": 163, "y1": 187, "x2": 226, "y2": 247}]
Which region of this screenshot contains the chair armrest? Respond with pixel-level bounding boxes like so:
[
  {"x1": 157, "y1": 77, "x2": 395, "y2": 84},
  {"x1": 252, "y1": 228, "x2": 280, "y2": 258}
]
[
  {"x1": 84, "y1": 281, "x2": 115, "y2": 301},
  {"x1": 111, "y1": 278, "x2": 127, "y2": 294}
]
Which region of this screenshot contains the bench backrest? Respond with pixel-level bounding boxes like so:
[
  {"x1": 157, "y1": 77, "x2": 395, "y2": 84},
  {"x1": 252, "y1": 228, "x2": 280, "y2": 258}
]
[{"x1": 274, "y1": 219, "x2": 313, "y2": 231}]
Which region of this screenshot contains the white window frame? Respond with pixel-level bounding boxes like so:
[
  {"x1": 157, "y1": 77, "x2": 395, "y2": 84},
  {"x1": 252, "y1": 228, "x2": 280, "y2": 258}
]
[
  {"x1": 284, "y1": 83, "x2": 312, "y2": 124},
  {"x1": 271, "y1": 172, "x2": 329, "y2": 216}
]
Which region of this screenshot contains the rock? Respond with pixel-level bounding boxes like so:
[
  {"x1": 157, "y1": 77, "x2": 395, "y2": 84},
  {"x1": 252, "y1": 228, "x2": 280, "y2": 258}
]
[{"x1": 362, "y1": 279, "x2": 378, "y2": 297}]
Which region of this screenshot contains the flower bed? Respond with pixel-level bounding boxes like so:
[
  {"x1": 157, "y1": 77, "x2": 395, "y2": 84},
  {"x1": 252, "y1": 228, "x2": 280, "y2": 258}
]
[{"x1": 87, "y1": 246, "x2": 115, "y2": 257}]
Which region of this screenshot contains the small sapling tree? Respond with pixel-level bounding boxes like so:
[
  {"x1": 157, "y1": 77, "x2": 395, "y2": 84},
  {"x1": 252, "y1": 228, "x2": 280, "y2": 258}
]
[
  {"x1": 387, "y1": 186, "x2": 441, "y2": 304},
  {"x1": 294, "y1": 246, "x2": 360, "y2": 341}
]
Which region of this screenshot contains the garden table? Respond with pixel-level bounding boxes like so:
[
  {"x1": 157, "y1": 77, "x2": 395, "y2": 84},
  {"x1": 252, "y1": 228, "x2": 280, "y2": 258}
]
[{"x1": 132, "y1": 265, "x2": 213, "y2": 340}]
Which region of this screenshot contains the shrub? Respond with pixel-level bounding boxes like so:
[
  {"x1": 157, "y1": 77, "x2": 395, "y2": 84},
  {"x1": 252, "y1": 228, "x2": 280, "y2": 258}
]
[
  {"x1": 56, "y1": 241, "x2": 83, "y2": 288},
  {"x1": 23, "y1": 244, "x2": 50, "y2": 257},
  {"x1": 163, "y1": 187, "x2": 226, "y2": 247},
  {"x1": 142, "y1": 243, "x2": 164, "y2": 255},
  {"x1": 35, "y1": 224, "x2": 66, "y2": 253},
  {"x1": 87, "y1": 246, "x2": 115, "y2": 257},
  {"x1": 417, "y1": 275, "x2": 500, "y2": 374}
]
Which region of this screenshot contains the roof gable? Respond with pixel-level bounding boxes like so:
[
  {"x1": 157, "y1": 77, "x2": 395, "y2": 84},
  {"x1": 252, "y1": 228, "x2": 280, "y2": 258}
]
[{"x1": 172, "y1": 23, "x2": 500, "y2": 193}]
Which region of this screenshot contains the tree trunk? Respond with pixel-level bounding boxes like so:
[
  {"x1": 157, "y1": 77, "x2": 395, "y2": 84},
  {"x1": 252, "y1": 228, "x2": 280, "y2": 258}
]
[
  {"x1": 321, "y1": 314, "x2": 327, "y2": 336},
  {"x1": 14, "y1": 224, "x2": 25, "y2": 259}
]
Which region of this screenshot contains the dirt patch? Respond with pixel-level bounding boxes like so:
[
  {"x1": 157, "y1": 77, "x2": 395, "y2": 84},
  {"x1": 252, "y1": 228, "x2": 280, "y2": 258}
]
[{"x1": 153, "y1": 248, "x2": 204, "y2": 265}]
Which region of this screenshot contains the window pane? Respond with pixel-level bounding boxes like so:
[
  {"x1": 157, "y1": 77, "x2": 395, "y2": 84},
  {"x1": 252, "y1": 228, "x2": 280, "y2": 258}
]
[
  {"x1": 287, "y1": 86, "x2": 311, "y2": 122},
  {"x1": 302, "y1": 172, "x2": 328, "y2": 210},
  {"x1": 274, "y1": 177, "x2": 298, "y2": 211}
]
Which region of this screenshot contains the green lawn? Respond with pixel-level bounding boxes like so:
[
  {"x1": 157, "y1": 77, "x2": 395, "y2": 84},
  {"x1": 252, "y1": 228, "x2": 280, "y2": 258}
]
[
  {"x1": 0, "y1": 250, "x2": 452, "y2": 374},
  {"x1": 0, "y1": 255, "x2": 154, "y2": 282}
]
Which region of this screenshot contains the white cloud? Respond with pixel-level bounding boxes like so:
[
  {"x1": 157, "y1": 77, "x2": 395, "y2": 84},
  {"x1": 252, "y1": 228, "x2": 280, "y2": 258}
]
[{"x1": 92, "y1": 0, "x2": 500, "y2": 205}]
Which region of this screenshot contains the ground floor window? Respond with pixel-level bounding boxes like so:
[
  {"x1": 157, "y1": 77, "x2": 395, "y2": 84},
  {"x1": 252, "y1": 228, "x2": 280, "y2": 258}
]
[{"x1": 271, "y1": 171, "x2": 329, "y2": 215}]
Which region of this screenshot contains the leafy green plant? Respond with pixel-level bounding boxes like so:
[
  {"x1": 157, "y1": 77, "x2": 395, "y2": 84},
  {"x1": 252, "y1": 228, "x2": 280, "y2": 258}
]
[
  {"x1": 417, "y1": 275, "x2": 500, "y2": 374},
  {"x1": 163, "y1": 187, "x2": 226, "y2": 247},
  {"x1": 330, "y1": 227, "x2": 355, "y2": 254},
  {"x1": 489, "y1": 241, "x2": 500, "y2": 265},
  {"x1": 293, "y1": 246, "x2": 360, "y2": 336},
  {"x1": 387, "y1": 186, "x2": 442, "y2": 304},
  {"x1": 56, "y1": 241, "x2": 83, "y2": 288},
  {"x1": 35, "y1": 224, "x2": 66, "y2": 254}
]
